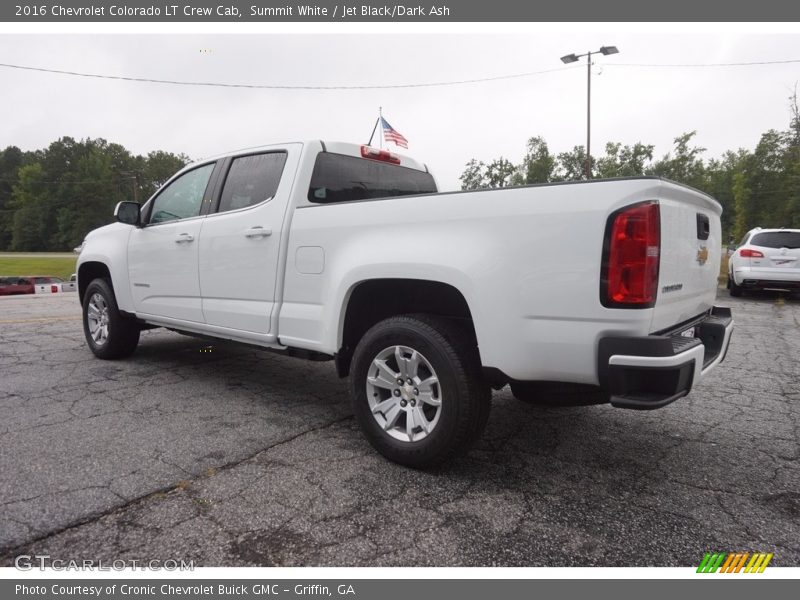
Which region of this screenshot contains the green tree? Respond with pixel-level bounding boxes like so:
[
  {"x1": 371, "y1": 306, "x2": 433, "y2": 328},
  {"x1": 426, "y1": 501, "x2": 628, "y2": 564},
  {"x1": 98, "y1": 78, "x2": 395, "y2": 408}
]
[
  {"x1": 726, "y1": 130, "x2": 793, "y2": 235},
  {"x1": 140, "y1": 150, "x2": 190, "y2": 198},
  {"x1": 3, "y1": 137, "x2": 189, "y2": 251},
  {"x1": 648, "y1": 131, "x2": 707, "y2": 189},
  {"x1": 520, "y1": 136, "x2": 555, "y2": 184},
  {"x1": 0, "y1": 146, "x2": 26, "y2": 250},
  {"x1": 11, "y1": 163, "x2": 51, "y2": 251},
  {"x1": 554, "y1": 146, "x2": 588, "y2": 181},
  {"x1": 595, "y1": 142, "x2": 654, "y2": 178},
  {"x1": 705, "y1": 150, "x2": 748, "y2": 239},
  {"x1": 55, "y1": 144, "x2": 119, "y2": 249},
  {"x1": 485, "y1": 158, "x2": 517, "y2": 188},
  {"x1": 459, "y1": 159, "x2": 488, "y2": 190},
  {"x1": 459, "y1": 157, "x2": 517, "y2": 190},
  {"x1": 732, "y1": 170, "x2": 753, "y2": 241},
  {"x1": 782, "y1": 87, "x2": 800, "y2": 227}
]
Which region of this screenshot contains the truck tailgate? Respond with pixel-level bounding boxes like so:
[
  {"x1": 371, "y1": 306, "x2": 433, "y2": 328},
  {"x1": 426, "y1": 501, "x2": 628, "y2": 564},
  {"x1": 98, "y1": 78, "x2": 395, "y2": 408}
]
[{"x1": 651, "y1": 182, "x2": 723, "y2": 333}]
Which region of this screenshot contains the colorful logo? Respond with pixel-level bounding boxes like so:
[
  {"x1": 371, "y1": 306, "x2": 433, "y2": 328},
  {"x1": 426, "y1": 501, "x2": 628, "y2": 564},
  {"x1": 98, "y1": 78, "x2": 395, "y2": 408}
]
[{"x1": 697, "y1": 552, "x2": 773, "y2": 573}]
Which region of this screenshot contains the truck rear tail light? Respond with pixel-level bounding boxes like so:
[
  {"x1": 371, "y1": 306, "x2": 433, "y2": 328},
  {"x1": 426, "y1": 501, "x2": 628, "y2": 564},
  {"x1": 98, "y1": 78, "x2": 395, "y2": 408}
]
[
  {"x1": 601, "y1": 201, "x2": 660, "y2": 308},
  {"x1": 361, "y1": 146, "x2": 401, "y2": 165},
  {"x1": 739, "y1": 248, "x2": 764, "y2": 258}
]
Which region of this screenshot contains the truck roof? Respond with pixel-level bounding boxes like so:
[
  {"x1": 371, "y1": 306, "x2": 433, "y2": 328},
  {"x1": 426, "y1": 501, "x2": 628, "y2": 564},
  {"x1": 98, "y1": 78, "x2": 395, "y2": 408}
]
[{"x1": 189, "y1": 140, "x2": 429, "y2": 173}]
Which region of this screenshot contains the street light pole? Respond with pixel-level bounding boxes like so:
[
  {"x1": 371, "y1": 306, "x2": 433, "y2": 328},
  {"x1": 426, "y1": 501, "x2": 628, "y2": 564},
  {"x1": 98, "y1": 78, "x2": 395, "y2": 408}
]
[
  {"x1": 586, "y1": 50, "x2": 592, "y2": 180},
  {"x1": 560, "y1": 45, "x2": 619, "y2": 180}
]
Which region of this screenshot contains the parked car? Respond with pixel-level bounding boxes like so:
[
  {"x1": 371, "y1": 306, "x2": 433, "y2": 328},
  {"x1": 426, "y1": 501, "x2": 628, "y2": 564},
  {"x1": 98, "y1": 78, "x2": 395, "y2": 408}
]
[
  {"x1": 0, "y1": 276, "x2": 33, "y2": 295},
  {"x1": 76, "y1": 141, "x2": 733, "y2": 466},
  {"x1": 728, "y1": 228, "x2": 800, "y2": 296},
  {"x1": 0, "y1": 276, "x2": 64, "y2": 296}
]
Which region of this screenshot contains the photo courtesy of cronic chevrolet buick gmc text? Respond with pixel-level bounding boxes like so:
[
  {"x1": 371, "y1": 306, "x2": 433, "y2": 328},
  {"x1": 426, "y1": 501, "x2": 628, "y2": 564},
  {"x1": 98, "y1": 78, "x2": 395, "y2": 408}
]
[
  {"x1": 727, "y1": 227, "x2": 800, "y2": 296},
  {"x1": 75, "y1": 141, "x2": 733, "y2": 467}
]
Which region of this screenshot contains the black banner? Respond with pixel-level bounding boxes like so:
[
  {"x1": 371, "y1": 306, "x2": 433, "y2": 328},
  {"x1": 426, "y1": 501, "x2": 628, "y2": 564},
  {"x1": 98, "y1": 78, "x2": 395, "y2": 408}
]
[
  {"x1": 4, "y1": 579, "x2": 799, "y2": 600},
  {"x1": 3, "y1": 0, "x2": 800, "y2": 22}
]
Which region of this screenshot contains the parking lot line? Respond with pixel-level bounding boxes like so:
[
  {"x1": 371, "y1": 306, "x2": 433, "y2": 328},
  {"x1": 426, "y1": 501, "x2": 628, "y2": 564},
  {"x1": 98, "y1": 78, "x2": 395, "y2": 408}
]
[{"x1": 0, "y1": 316, "x2": 80, "y2": 324}]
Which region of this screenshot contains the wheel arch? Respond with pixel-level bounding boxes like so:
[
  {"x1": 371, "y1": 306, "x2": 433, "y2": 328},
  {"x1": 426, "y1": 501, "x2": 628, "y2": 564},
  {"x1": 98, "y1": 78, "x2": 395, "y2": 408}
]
[
  {"x1": 335, "y1": 278, "x2": 479, "y2": 378},
  {"x1": 77, "y1": 261, "x2": 112, "y2": 304}
]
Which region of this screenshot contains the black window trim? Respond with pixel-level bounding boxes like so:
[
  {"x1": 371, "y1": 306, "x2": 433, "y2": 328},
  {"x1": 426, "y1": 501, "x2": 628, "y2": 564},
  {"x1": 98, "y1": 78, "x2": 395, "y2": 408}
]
[{"x1": 200, "y1": 159, "x2": 228, "y2": 217}]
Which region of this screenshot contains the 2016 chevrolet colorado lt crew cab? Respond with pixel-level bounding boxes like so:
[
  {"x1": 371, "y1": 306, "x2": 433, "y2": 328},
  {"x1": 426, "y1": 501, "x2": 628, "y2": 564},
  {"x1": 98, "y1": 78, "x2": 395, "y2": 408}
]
[{"x1": 76, "y1": 141, "x2": 733, "y2": 466}]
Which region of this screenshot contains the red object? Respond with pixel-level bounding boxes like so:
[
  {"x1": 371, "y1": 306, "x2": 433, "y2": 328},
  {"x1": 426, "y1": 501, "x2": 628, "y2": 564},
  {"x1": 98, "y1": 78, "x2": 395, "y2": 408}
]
[
  {"x1": 0, "y1": 276, "x2": 63, "y2": 296},
  {"x1": 604, "y1": 201, "x2": 660, "y2": 306},
  {"x1": 360, "y1": 145, "x2": 401, "y2": 165},
  {"x1": 0, "y1": 277, "x2": 34, "y2": 295},
  {"x1": 739, "y1": 248, "x2": 764, "y2": 258}
]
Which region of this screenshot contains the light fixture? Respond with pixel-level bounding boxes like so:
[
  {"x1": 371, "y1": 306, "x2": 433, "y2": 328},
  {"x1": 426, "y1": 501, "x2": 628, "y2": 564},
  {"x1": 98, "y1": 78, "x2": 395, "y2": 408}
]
[{"x1": 558, "y1": 46, "x2": 621, "y2": 179}]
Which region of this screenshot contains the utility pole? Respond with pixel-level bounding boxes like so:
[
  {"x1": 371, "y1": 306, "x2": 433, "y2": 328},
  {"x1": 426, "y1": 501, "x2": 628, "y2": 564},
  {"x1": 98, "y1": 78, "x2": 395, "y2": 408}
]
[
  {"x1": 119, "y1": 170, "x2": 141, "y2": 203},
  {"x1": 560, "y1": 45, "x2": 620, "y2": 180}
]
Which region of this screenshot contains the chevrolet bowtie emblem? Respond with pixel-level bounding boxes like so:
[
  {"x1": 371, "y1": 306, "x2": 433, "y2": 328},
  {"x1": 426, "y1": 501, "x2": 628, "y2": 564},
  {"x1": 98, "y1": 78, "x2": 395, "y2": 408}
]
[{"x1": 696, "y1": 246, "x2": 709, "y2": 265}]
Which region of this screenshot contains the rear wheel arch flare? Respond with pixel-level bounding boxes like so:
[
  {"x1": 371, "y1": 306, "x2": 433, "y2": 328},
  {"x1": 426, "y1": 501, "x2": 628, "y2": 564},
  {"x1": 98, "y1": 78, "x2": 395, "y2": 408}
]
[{"x1": 336, "y1": 278, "x2": 478, "y2": 378}]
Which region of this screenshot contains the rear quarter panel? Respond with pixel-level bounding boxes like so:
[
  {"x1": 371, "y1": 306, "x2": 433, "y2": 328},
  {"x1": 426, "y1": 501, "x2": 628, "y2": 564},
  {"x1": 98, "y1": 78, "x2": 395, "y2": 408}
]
[{"x1": 280, "y1": 179, "x2": 698, "y2": 384}]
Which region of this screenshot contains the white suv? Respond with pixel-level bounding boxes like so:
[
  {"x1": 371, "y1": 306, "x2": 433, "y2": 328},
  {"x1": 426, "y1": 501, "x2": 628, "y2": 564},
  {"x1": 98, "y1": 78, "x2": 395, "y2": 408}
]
[{"x1": 728, "y1": 228, "x2": 800, "y2": 296}]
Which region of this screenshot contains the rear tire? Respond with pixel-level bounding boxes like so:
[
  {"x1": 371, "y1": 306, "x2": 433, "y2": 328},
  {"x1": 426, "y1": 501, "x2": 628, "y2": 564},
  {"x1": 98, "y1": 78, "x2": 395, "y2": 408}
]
[
  {"x1": 350, "y1": 314, "x2": 490, "y2": 468},
  {"x1": 82, "y1": 278, "x2": 140, "y2": 359},
  {"x1": 728, "y1": 271, "x2": 743, "y2": 297}
]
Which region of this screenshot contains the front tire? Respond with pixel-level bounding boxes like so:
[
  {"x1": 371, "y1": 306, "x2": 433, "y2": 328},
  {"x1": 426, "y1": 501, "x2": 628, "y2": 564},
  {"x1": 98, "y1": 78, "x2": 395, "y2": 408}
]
[
  {"x1": 82, "y1": 278, "x2": 140, "y2": 359},
  {"x1": 350, "y1": 315, "x2": 490, "y2": 468}
]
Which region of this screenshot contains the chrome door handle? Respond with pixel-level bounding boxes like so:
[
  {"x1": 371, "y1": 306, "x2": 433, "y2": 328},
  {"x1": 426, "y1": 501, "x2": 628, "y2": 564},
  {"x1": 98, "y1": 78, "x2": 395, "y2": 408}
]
[
  {"x1": 244, "y1": 226, "x2": 272, "y2": 238},
  {"x1": 175, "y1": 233, "x2": 194, "y2": 243}
]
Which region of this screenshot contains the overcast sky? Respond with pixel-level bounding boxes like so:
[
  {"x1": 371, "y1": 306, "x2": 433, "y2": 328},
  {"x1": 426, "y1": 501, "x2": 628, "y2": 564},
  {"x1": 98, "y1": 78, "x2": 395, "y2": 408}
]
[{"x1": 2, "y1": 30, "x2": 800, "y2": 190}]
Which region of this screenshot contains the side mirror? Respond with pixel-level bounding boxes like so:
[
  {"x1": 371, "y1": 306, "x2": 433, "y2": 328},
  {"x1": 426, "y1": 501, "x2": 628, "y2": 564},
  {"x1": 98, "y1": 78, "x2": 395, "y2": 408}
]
[{"x1": 115, "y1": 201, "x2": 141, "y2": 226}]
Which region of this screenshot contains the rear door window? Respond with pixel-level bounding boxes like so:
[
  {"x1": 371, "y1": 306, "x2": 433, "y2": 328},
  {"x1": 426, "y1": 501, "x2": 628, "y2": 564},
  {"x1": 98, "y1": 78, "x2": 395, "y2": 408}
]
[
  {"x1": 308, "y1": 152, "x2": 437, "y2": 204},
  {"x1": 750, "y1": 232, "x2": 800, "y2": 249},
  {"x1": 217, "y1": 152, "x2": 287, "y2": 214}
]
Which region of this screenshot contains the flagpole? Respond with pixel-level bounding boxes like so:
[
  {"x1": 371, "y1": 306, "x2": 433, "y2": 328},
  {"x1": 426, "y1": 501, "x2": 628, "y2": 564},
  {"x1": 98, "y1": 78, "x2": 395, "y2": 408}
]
[
  {"x1": 378, "y1": 107, "x2": 383, "y2": 150},
  {"x1": 367, "y1": 117, "x2": 379, "y2": 146}
]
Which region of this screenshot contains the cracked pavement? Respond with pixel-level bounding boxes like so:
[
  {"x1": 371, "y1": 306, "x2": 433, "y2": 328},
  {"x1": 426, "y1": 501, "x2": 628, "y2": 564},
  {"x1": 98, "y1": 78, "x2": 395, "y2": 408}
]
[{"x1": 0, "y1": 290, "x2": 798, "y2": 566}]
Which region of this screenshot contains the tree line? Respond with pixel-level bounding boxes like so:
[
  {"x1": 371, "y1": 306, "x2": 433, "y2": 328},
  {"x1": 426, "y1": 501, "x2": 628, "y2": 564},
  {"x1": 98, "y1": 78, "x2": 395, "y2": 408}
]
[
  {"x1": 0, "y1": 137, "x2": 189, "y2": 251},
  {"x1": 2, "y1": 101, "x2": 799, "y2": 253},
  {"x1": 460, "y1": 97, "x2": 800, "y2": 242}
]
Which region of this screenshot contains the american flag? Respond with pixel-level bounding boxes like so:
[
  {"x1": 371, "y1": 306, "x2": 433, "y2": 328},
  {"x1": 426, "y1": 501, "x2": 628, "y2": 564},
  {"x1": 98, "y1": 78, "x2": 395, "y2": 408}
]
[{"x1": 381, "y1": 117, "x2": 408, "y2": 148}]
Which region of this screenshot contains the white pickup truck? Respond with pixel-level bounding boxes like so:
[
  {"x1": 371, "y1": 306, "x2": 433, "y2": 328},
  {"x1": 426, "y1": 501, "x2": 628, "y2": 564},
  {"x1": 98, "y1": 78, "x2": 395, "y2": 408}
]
[{"x1": 76, "y1": 141, "x2": 733, "y2": 466}]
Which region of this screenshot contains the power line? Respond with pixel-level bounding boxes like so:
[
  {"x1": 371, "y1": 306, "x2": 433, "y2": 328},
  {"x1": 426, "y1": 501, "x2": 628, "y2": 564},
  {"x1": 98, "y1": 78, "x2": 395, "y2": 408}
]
[
  {"x1": 0, "y1": 61, "x2": 577, "y2": 90},
  {"x1": 1, "y1": 58, "x2": 799, "y2": 91},
  {"x1": 610, "y1": 58, "x2": 800, "y2": 68}
]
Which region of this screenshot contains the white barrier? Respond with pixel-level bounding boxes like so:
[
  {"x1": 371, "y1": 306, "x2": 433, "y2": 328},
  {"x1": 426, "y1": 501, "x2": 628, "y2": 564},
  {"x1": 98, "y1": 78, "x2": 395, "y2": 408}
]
[{"x1": 33, "y1": 282, "x2": 76, "y2": 294}]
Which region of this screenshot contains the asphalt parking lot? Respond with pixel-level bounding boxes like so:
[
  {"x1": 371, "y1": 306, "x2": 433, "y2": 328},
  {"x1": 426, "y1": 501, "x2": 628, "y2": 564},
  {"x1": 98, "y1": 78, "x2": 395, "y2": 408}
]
[{"x1": 1, "y1": 290, "x2": 798, "y2": 567}]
